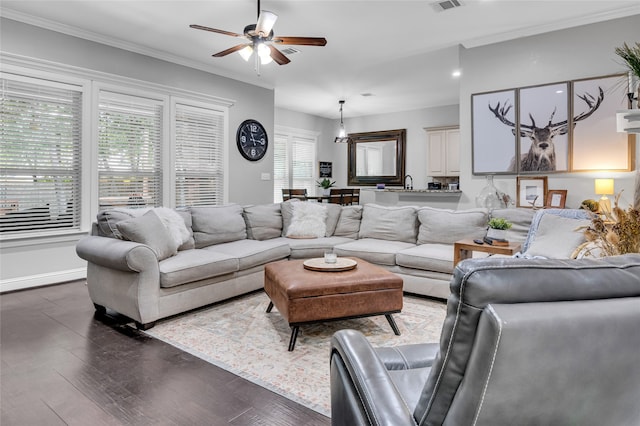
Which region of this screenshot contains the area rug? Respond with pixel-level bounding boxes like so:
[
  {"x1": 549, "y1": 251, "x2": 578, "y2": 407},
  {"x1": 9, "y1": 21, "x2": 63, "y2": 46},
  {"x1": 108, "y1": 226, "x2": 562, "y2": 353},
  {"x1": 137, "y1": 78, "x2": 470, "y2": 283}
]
[{"x1": 143, "y1": 291, "x2": 447, "y2": 417}]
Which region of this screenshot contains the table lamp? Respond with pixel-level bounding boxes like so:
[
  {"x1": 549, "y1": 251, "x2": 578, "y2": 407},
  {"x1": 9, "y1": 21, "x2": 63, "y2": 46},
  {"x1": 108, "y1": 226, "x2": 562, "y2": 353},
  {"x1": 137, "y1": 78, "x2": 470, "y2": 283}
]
[{"x1": 594, "y1": 178, "x2": 614, "y2": 215}]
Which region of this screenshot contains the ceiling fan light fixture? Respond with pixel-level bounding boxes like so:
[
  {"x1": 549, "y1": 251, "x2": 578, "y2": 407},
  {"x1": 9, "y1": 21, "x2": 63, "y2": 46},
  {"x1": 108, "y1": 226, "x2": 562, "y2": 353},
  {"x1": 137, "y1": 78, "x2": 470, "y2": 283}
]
[
  {"x1": 238, "y1": 45, "x2": 254, "y2": 61},
  {"x1": 257, "y1": 43, "x2": 273, "y2": 64}
]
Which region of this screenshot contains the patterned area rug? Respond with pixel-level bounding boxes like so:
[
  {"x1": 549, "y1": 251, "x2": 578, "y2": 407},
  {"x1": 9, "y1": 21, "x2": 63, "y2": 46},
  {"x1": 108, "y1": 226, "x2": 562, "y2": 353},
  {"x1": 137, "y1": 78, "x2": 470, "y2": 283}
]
[{"x1": 144, "y1": 291, "x2": 447, "y2": 417}]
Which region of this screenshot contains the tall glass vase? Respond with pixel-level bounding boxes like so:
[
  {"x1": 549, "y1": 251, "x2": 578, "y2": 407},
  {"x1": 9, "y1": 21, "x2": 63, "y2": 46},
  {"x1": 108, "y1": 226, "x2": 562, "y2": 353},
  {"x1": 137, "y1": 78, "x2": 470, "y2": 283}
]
[{"x1": 476, "y1": 175, "x2": 506, "y2": 210}]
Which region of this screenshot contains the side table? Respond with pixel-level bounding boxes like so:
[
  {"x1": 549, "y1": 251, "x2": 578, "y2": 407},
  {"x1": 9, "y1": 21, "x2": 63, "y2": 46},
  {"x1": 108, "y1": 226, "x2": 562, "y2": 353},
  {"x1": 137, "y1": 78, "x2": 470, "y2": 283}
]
[{"x1": 453, "y1": 239, "x2": 522, "y2": 266}]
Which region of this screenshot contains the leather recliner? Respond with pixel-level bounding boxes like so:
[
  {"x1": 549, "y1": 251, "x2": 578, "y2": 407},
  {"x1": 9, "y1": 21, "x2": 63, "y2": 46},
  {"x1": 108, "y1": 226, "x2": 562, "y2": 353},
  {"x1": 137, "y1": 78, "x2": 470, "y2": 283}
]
[{"x1": 330, "y1": 254, "x2": 640, "y2": 426}]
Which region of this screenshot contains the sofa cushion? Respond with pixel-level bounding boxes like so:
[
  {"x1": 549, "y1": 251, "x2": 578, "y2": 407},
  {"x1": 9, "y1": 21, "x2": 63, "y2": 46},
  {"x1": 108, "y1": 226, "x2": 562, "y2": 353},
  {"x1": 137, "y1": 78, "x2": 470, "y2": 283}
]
[
  {"x1": 286, "y1": 201, "x2": 327, "y2": 238},
  {"x1": 334, "y1": 238, "x2": 416, "y2": 266},
  {"x1": 243, "y1": 203, "x2": 282, "y2": 241},
  {"x1": 397, "y1": 243, "x2": 489, "y2": 274},
  {"x1": 417, "y1": 207, "x2": 488, "y2": 245},
  {"x1": 324, "y1": 203, "x2": 342, "y2": 237},
  {"x1": 524, "y1": 213, "x2": 590, "y2": 259},
  {"x1": 191, "y1": 204, "x2": 247, "y2": 248},
  {"x1": 158, "y1": 249, "x2": 238, "y2": 288},
  {"x1": 333, "y1": 205, "x2": 362, "y2": 239},
  {"x1": 206, "y1": 239, "x2": 290, "y2": 270},
  {"x1": 280, "y1": 199, "x2": 300, "y2": 236},
  {"x1": 359, "y1": 204, "x2": 418, "y2": 243},
  {"x1": 116, "y1": 210, "x2": 178, "y2": 261},
  {"x1": 489, "y1": 208, "x2": 535, "y2": 244},
  {"x1": 274, "y1": 236, "x2": 356, "y2": 259}
]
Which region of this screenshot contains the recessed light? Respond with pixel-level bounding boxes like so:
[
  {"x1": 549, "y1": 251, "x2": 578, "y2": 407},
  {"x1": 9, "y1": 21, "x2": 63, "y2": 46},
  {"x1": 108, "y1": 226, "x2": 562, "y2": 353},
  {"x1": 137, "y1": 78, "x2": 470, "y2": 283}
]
[
  {"x1": 556, "y1": 90, "x2": 564, "y2": 94},
  {"x1": 452, "y1": 70, "x2": 462, "y2": 78},
  {"x1": 361, "y1": 93, "x2": 375, "y2": 97}
]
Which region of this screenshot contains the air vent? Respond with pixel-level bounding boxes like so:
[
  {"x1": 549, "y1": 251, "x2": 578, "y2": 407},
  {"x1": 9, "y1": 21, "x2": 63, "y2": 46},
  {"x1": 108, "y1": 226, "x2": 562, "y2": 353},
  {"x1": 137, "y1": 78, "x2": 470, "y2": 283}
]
[
  {"x1": 280, "y1": 47, "x2": 300, "y2": 56},
  {"x1": 431, "y1": 0, "x2": 463, "y2": 12}
]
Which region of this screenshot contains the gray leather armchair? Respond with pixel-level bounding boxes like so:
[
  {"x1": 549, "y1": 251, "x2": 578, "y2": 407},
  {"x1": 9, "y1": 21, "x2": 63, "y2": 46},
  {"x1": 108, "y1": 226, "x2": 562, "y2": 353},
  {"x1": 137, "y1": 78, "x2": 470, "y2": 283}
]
[{"x1": 330, "y1": 254, "x2": 640, "y2": 426}]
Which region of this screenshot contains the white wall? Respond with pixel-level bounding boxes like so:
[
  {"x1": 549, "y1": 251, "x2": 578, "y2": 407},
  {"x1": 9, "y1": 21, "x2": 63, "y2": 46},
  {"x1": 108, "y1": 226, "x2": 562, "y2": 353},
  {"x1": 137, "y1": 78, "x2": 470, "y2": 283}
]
[
  {"x1": 458, "y1": 14, "x2": 640, "y2": 210},
  {"x1": 0, "y1": 18, "x2": 275, "y2": 291}
]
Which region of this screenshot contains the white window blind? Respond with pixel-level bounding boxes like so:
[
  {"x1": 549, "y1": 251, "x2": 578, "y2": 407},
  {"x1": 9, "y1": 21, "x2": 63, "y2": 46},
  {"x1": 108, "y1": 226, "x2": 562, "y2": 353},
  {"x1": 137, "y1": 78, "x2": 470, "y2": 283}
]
[
  {"x1": 0, "y1": 76, "x2": 82, "y2": 234},
  {"x1": 174, "y1": 103, "x2": 224, "y2": 207},
  {"x1": 273, "y1": 130, "x2": 316, "y2": 202},
  {"x1": 98, "y1": 91, "x2": 162, "y2": 209}
]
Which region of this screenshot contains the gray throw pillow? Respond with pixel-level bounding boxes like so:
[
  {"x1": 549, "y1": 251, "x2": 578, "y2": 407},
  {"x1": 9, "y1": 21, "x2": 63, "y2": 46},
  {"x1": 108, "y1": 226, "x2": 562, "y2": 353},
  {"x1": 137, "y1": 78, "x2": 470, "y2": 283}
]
[
  {"x1": 191, "y1": 204, "x2": 247, "y2": 248},
  {"x1": 243, "y1": 203, "x2": 283, "y2": 241},
  {"x1": 359, "y1": 204, "x2": 418, "y2": 243},
  {"x1": 175, "y1": 209, "x2": 195, "y2": 250},
  {"x1": 116, "y1": 210, "x2": 177, "y2": 260},
  {"x1": 96, "y1": 207, "x2": 150, "y2": 239},
  {"x1": 280, "y1": 199, "x2": 301, "y2": 237},
  {"x1": 333, "y1": 205, "x2": 363, "y2": 239},
  {"x1": 524, "y1": 214, "x2": 591, "y2": 259},
  {"x1": 324, "y1": 203, "x2": 342, "y2": 237},
  {"x1": 417, "y1": 207, "x2": 488, "y2": 245}
]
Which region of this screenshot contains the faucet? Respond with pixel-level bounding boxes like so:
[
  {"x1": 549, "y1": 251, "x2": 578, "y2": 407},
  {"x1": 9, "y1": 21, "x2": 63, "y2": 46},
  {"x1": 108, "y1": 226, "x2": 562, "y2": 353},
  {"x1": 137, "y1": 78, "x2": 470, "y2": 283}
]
[{"x1": 404, "y1": 174, "x2": 413, "y2": 190}]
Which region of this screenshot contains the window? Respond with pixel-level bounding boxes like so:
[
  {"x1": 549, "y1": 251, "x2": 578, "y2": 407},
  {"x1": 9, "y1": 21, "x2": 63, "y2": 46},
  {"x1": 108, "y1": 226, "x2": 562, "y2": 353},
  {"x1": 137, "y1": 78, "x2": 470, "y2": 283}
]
[
  {"x1": 98, "y1": 91, "x2": 162, "y2": 209},
  {"x1": 0, "y1": 75, "x2": 82, "y2": 234},
  {"x1": 273, "y1": 127, "x2": 318, "y2": 202},
  {"x1": 174, "y1": 103, "x2": 225, "y2": 207}
]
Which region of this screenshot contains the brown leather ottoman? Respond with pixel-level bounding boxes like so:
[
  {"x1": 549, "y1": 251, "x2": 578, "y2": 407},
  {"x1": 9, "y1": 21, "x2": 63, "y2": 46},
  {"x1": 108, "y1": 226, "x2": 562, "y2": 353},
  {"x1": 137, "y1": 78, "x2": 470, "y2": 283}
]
[{"x1": 264, "y1": 258, "x2": 403, "y2": 351}]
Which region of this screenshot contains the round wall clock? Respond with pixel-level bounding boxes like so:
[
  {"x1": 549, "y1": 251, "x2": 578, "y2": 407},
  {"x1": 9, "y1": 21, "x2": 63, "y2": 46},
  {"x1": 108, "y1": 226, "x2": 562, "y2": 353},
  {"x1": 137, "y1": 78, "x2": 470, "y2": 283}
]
[{"x1": 236, "y1": 119, "x2": 268, "y2": 161}]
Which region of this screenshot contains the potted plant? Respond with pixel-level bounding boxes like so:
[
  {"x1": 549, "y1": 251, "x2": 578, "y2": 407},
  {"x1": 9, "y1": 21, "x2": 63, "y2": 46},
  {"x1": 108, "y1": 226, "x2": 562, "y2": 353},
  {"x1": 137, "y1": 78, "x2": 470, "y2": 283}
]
[
  {"x1": 487, "y1": 217, "x2": 512, "y2": 240},
  {"x1": 615, "y1": 42, "x2": 640, "y2": 107},
  {"x1": 316, "y1": 178, "x2": 336, "y2": 195}
]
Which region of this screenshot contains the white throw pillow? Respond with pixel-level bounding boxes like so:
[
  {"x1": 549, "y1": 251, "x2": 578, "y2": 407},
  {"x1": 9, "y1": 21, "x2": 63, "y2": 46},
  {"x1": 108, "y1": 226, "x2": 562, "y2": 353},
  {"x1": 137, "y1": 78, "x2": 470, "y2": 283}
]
[
  {"x1": 286, "y1": 202, "x2": 327, "y2": 238},
  {"x1": 524, "y1": 214, "x2": 591, "y2": 259},
  {"x1": 154, "y1": 207, "x2": 191, "y2": 248}
]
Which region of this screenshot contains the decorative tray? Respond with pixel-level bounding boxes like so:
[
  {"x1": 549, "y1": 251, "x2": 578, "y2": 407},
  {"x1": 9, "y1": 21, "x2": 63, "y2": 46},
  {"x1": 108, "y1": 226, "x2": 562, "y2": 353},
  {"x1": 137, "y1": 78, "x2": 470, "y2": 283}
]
[{"x1": 303, "y1": 258, "x2": 357, "y2": 272}]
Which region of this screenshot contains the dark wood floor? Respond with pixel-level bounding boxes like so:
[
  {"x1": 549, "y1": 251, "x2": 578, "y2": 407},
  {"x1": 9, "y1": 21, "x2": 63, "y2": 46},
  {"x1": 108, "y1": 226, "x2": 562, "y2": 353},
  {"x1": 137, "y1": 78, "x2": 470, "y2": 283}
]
[{"x1": 0, "y1": 280, "x2": 330, "y2": 425}]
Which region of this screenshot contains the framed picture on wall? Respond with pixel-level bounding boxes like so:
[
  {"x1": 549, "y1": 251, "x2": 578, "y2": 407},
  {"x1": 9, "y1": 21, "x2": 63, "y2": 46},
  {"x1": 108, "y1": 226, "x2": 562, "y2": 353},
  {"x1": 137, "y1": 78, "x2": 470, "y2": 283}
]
[
  {"x1": 571, "y1": 74, "x2": 632, "y2": 171},
  {"x1": 545, "y1": 189, "x2": 567, "y2": 208},
  {"x1": 517, "y1": 82, "x2": 570, "y2": 173},
  {"x1": 472, "y1": 89, "x2": 517, "y2": 175},
  {"x1": 516, "y1": 176, "x2": 548, "y2": 208}
]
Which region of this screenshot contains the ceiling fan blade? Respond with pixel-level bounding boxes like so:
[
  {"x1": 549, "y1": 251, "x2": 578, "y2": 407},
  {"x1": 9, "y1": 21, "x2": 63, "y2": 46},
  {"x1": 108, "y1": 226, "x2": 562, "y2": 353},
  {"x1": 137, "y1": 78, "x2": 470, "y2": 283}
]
[
  {"x1": 255, "y1": 10, "x2": 278, "y2": 36},
  {"x1": 212, "y1": 44, "x2": 250, "y2": 57},
  {"x1": 190, "y1": 24, "x2": 243, "y2": 38},
  {"x1": 272, "y1": 36, "x2": 327, "y2": 46},
  {"x1": 268, "y1": 45, "x2": 291, "y2": 65}
]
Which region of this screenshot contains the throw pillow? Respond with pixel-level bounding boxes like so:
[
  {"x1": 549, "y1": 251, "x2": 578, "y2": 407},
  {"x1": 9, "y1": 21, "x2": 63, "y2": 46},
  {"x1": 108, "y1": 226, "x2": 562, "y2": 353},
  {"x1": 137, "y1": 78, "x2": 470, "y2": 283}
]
[
  {"x1": 417, "y1": 207, "x2": 488, "y2": 245},
  {"x1": 243, "y1": 203, "x2": 283, "y2": 241},
  {"x1": 333, "y1": 205, "x2": 363, "y2": 239},
  {"x1": 154, "y1": 207, "x2": 191, "y2": 249},
  {"x1": 96, "y1": 207, "x2": 150, "y2": 239},
  {"x1": 174, "y1": 209, "x2": 195, "y2": 251},
  {"x1": 191, "y1": 204, "x2": 247, "y2": 248},
  {"x1": 324, "y1": 203, "x2": 342, "y2": 237},
  {"x1": 359, "y1": 204, "x2": 418, "y2": 243},
  {"x1": 116, "y1": 210, "x2": 178, "y2": 260},
  {"x1": 286, "y1": 202, "x2": 327, "y2": 239},
  {"x1": 489, "y1": 208, "x2": 536, "y2": 244},
  {"x1": 524, "y1": 214, "x2": 591, "y2": 259},
  {"x1": 280, "y1": 198, "x2": 300, "y2": 237}
]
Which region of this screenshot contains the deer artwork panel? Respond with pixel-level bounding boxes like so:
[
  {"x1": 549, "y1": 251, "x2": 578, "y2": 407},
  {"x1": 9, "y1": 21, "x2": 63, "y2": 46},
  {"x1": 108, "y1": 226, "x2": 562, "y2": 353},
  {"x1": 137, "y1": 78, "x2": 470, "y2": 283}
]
[{"x1": 490, "y1": 82, "x2": 604, "y2": 173}]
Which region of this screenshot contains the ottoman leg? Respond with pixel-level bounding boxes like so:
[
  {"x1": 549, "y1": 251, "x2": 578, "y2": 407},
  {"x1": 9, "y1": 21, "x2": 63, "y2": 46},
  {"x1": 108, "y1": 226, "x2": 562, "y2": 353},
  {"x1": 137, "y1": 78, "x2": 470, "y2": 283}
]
[
  {"x1": 385, "y1": 314, "x2": 401, "y2": 336},
  {"x1": 288, "y1": 326, "x2": 300, "y2": 351},
  {"x1": 266, "y1": 301, "x2": 274, "y2": 313}
]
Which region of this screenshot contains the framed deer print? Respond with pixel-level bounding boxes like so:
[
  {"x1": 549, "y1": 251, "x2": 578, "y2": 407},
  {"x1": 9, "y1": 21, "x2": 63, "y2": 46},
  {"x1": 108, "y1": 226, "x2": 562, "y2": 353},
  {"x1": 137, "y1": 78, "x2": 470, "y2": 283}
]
[
  {"x1": 571, "y1": 74, "x2": 632, "y2": 171},
  {"x1": 517, "y1": 82, "x2": 570, "y2": 173},
  {"x1": 516, "y1": 176, "x2": 548, "y2": 208},
  {"x1": 472, "y1": 89, "x2": 517, "y2": 174}
]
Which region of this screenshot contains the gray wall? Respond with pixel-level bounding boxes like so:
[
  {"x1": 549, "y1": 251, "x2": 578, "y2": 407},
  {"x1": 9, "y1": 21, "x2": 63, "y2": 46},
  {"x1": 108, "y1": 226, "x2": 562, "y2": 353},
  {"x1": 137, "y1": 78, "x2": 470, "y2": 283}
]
[
  {"x1": 458, "y1": 14, "x2": 640, "y2": 210},
  {"x1": 0, "y1": 18, "x2": 275, "y2": 290}
]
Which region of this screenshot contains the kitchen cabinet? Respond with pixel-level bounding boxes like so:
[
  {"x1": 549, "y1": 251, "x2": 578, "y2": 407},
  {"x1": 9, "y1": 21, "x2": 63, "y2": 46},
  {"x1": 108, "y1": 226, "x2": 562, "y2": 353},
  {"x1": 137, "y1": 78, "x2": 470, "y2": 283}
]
[{"x1": 426, "y1": 127, "x2": 459, "y2": 176}]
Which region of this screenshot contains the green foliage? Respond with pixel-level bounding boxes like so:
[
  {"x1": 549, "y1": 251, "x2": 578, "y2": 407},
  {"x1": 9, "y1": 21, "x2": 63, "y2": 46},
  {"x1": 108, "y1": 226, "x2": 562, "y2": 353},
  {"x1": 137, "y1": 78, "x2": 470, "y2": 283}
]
[
  {"x1": 615, "y1": 42, "x2": 640, "y2": 79},
  {"x1": 488, "y1": 217, "x2": 512, "y2": 230},
  {"x1": 316, "y1": 178, "x2": 336, "y2": 189}
]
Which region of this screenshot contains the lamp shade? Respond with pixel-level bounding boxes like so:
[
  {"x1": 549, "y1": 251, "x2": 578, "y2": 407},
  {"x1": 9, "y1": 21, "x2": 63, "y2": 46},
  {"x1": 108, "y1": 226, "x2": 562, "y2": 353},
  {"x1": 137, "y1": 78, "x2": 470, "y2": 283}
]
[{"x1": 595, "y1": 178, "x2": 614, "y2": 195}]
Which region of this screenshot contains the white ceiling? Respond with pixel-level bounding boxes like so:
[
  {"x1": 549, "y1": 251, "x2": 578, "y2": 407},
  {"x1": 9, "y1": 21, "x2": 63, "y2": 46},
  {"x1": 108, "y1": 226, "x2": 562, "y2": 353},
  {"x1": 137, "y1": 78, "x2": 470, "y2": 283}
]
[{"x1": 2, "y1": 1, "x2": 639, "y2": 119}]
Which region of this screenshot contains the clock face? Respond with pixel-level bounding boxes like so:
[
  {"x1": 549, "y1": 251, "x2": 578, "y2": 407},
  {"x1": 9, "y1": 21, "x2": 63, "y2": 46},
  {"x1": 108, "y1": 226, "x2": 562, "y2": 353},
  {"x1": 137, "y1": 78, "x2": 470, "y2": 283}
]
[{"x1": 236, "y1": 119, "x2": 268, "y2": 161}]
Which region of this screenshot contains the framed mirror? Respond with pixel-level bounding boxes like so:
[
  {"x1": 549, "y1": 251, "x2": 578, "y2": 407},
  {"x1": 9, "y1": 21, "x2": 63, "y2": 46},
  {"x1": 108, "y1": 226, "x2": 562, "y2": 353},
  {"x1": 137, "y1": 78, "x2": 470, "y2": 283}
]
[{"x1": 347, "y1": 129, "x2": 406, "y2": 186}]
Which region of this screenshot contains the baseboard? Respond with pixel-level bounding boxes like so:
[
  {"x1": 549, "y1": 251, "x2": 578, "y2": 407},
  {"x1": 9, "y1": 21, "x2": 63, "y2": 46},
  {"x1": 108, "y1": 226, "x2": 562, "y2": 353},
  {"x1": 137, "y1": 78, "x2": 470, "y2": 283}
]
[{"x1": 0, "y1": 268, "x2": 86, "y2": 293}]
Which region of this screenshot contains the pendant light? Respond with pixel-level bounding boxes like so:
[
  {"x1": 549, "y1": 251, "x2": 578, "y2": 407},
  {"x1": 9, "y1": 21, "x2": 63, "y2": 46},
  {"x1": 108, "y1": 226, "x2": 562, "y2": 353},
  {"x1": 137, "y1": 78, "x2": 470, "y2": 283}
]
[{"x1": 334, "y1": 100, "x2": 350, "y2": 143}]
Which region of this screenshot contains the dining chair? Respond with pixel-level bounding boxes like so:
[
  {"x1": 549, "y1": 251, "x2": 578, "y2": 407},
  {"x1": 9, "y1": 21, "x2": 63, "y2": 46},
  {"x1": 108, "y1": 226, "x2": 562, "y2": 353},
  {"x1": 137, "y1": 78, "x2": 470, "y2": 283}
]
[{"x1": 282, "y1": 188, "x2": 307, "y2": 201}]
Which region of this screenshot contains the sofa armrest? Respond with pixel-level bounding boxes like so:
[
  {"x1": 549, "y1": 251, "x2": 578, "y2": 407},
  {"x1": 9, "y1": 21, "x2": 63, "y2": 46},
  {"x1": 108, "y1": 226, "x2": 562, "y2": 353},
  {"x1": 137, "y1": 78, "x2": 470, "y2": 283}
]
[
  {"x1": 76, "y1": 235, "x2": 158, "y2": 273},
  {"x1": 330, "y1": 329, "x2": 417, "y2": 426},
  {"x1": 375, "y1": 343, "x2": 439, "y2": 370}
]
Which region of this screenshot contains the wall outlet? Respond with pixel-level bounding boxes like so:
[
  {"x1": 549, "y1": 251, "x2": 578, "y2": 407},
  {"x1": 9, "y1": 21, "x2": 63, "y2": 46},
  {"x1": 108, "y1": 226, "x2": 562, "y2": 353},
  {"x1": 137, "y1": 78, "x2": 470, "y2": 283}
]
[{"x1": 261, "y1": 173, "x2": 271, "y2": 181}]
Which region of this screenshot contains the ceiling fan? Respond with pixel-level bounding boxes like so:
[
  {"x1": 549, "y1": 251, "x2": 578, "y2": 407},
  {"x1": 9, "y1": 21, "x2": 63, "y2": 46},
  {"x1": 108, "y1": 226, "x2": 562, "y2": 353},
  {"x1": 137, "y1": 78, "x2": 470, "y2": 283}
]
[{"x1": 190, "y1": 0, "x2": 327, "y2": 73}]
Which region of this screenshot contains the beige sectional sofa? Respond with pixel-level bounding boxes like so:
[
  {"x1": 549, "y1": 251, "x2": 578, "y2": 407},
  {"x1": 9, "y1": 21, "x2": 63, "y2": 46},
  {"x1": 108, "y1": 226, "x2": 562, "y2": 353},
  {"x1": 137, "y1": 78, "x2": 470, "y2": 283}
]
[{"x1": 76, "y1": 201, "x2": 545, "y2": 329}]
